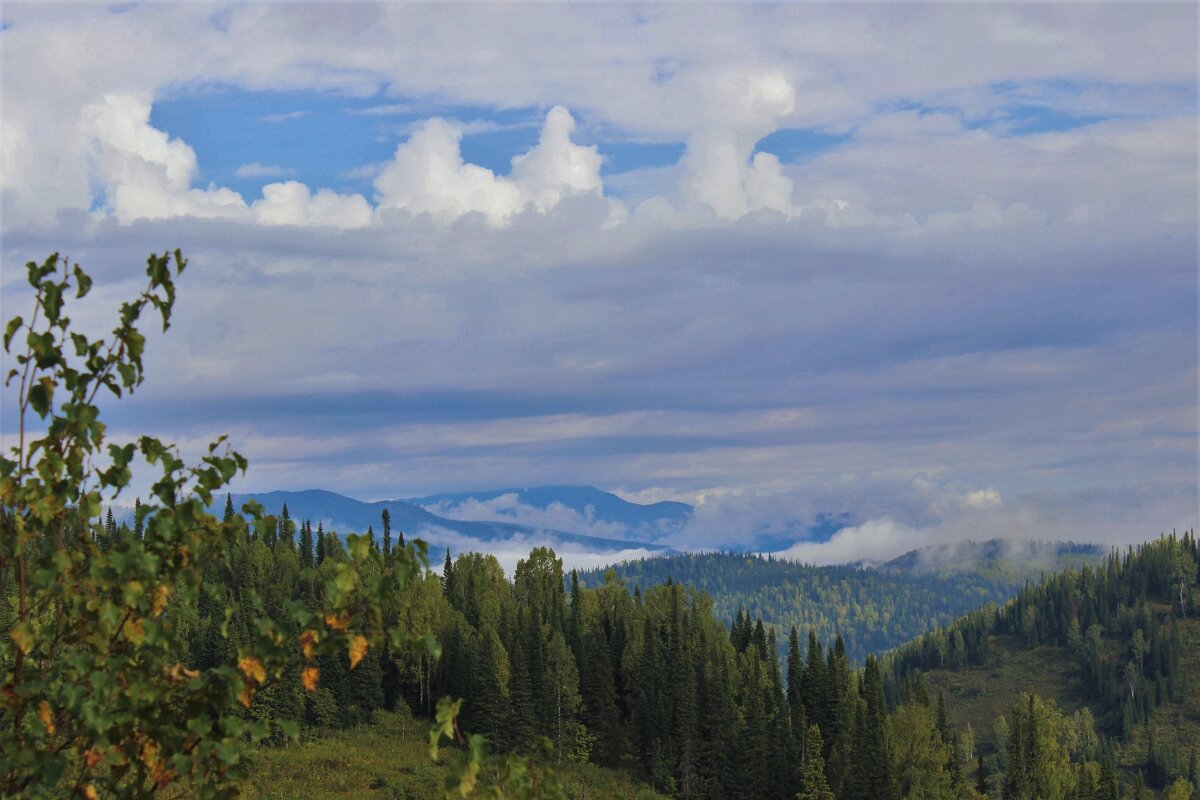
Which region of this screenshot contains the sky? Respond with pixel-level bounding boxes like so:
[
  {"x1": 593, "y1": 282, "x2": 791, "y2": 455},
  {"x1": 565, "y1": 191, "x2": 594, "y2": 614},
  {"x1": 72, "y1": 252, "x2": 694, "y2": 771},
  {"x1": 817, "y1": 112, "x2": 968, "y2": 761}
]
[{"x1": 1, "y1": 3, "x2": 1197, "y2": 564}]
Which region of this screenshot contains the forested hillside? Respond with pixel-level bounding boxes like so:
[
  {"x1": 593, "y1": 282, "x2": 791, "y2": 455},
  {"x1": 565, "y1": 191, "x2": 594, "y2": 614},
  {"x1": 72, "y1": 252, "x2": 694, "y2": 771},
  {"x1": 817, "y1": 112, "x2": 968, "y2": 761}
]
[
  {"x1": 883, "y1": 532, "x2": 1200, "y2": 797},
  {"x1": 578, "y1": 542, "x2": 1104, "y2": 664},
  {"x1": 67, "y1": 489, "x2": 1200, "y2": 799}
]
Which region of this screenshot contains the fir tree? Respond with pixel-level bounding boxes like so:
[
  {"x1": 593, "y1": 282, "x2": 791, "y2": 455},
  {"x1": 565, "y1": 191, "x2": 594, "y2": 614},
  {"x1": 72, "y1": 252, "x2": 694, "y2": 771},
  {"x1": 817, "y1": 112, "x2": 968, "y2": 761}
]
[
  {"x1": 443, "y1": 549, "x2": 454, "y2": 595},
  {"x1": 1004, "y1": 698, "x2": 1028, "y2": 800},
  {"x1": 381, "y1": 508, "x2": 392, "y2": 557},
  {"x1": 102, "y1": 506, "x2": 116, "y2": 549},
  {"x1": 853, "y1": 655, "x2": 893, "y2": 800},
  {"x1": 299, "y1": 520, "x2": 313, "y2": 569},
  {"x1": 279, "y1": 503, "x2": 292, "y2": 551},
  {"x1": 799, "y1": 725, "x2": 836, "y2": 800}
]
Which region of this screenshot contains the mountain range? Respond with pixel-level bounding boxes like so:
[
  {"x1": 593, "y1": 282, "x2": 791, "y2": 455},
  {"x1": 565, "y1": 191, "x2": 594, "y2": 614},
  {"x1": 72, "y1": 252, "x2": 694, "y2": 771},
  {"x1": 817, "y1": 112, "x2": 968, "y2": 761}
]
[{"x1": 218, "y1": 485, "x2": 688, "y2": 554}]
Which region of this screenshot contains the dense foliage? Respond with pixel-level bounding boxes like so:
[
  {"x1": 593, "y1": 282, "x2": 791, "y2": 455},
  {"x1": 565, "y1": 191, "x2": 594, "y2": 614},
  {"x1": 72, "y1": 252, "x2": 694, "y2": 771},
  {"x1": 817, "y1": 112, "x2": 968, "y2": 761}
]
[
  {"x1": 578, "y1": 546, "x2": 1101, "y2": 664},
  {"x1": 233, "y1": 524, "x2": 1198, "y2": 799},
  {"x1": 883, "y1": 533, "x2": 1200, "y2": 795},
  {"x1": 0, "y1": 253, "x2": 549, "y2": 800}
]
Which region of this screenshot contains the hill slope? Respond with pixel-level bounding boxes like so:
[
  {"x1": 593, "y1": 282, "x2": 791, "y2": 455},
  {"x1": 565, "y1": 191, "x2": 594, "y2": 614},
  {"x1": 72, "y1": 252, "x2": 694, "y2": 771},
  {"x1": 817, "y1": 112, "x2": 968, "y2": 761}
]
[
  {"x1": 883, "y1": 533, "x2": 1200, "y2": 793},
  {"x1": 579, "y1": 540, "x2": 1106, "y2": 664}
]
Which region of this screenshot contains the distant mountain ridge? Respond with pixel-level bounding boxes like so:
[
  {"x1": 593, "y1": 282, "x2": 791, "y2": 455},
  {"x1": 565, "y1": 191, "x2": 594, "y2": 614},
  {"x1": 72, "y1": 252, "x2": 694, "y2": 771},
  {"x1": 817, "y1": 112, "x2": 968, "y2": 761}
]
[
  {"x1": 408, "y1": 484, "x2": 692, "y2": 539},
  {"x1": 217, "y1": 486, "x2": 679, "y2": 554}
]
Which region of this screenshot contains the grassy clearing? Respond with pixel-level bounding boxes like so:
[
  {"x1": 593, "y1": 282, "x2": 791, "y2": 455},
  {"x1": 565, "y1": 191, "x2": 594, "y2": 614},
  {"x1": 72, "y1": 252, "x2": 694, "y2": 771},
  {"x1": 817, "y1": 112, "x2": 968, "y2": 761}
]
[
  {"x1": 924, "y1": 633, "x2": 1096, "y2": 749},
  {"x1": 245, "y1": 708, "x2": 667, "y2": 800},
  {"x1": 925, "y1": 612, "x2": 1200, "y2": 795}
]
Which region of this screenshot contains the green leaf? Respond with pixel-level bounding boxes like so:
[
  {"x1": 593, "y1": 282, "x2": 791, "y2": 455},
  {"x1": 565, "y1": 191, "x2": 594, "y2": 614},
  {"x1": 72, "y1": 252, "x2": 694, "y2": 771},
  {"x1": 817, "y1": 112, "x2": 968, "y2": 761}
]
[
  {"x1": 73, "y1": 264, "x2": 93, "y2": 298},
  {"x1": 28, "y1": 377, "x2": 53, "y2": 418},
  {"x1": 3, "y1": 316, "x2": 22, "y2": 350},
  {"x1": 40, "y1": 280, "x2": 63, "y2": 323},
  {"x1": 28, "y1": 331, "x2": 60, "y2": 369}
]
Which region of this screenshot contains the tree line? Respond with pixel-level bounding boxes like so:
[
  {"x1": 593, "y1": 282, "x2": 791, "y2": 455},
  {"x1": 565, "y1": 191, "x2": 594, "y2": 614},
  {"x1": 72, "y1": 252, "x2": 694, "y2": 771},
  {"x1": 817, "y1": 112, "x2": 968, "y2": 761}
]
[
  {"x1": 134, "y1": 485, "x2": 1198, "y2": 799},
  {"x1": 578, "y1": 547, "x2": 1100, "y2": 665}
]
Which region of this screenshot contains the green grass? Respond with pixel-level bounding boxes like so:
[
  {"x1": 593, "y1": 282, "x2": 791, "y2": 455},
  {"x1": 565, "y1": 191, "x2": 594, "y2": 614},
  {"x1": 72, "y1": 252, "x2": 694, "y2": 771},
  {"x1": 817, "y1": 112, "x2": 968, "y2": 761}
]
[
  {"x1": 924, "y1": 602, "x2": 1200, "y2": 796},
  {"x1": 245, "y1": 708, "x2": 668, "y2": 800}
]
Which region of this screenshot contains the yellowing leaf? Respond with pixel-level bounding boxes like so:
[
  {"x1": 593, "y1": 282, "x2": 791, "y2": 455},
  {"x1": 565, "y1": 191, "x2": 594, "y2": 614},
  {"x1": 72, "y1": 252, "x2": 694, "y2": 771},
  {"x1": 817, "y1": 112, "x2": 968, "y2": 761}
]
[
  {"x1": 324, "y1": 613, "x2": 349, "y2": 631},
  {"x1": 84, "y1": 750, "x2": 103, "y2": 769},
  {"x1": 166, "y1": 663, "x2": 200, "y2": 683},
  {"x1": 37, "y1": 700, "x2": 55, "y2": 735},
  {"x1": 349, "y1": 635, "x2": 368, "y2": 669},
  {"x1": 299, "y1": 629, "x2": 318, "y2": 659},
  {"x1": 238, "y1": 656, "x2": 266, "y2": 684},
  {"x1": 151, "y1": 584, "x2": 170, "y2": 616},
  {"x1": 139, "y1": 739, "x2": 159, "y2": 768},
  {"x1": 9, "y1": 622, "x2": 32, "y2": 654},
  {"x1": 126, "y1": 617, "x2": 145, "y2": 645},
  {"x1": 301, "y1": 666, "x2": 319, "y2": 692},
  {"x1": 152, "y1": 762, "x2": 175, "y2": 790},
  {"x1": 84, "y1": 785, "x2": 100, "y2": 800},
  {"x1": 238, "y1": 680, "x2": 255, "y2": 708}
]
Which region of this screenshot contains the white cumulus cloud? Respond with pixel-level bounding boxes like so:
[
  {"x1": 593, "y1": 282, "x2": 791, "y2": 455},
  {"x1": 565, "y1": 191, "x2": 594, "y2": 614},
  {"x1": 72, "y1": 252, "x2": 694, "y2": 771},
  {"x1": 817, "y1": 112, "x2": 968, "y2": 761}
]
[
  {"x1": 374, "y1": 105, "x2": 605, "y2": 226},
  {"x1": 251, "y1": 181, "x2": 373, "y2": 228},
  {"x1": 78, "y1": 94, "x2": 374, "y2": 229},
  {"x1": 679, "y1": 69, "x2": 798, "y2": 218},
  {"x1": 82, "y1": 94, "x2": 246, "y2": 224}
]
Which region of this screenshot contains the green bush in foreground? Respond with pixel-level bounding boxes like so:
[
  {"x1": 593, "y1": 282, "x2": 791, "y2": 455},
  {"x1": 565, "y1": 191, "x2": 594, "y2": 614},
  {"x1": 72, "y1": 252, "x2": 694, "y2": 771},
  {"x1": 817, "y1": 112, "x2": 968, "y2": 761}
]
[{"x1": 0, "y1": 252, "x2": 547, "y2": 799}]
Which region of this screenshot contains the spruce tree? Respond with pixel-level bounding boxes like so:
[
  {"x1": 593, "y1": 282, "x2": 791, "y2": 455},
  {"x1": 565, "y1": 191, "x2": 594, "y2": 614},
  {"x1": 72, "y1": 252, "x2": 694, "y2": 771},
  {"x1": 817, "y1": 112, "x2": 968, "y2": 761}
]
[
  {"x1": 133, "y1": 497, "x2": 144, "y2": 539},
  {"x1": 381, "y1": 508, "x2": 392, "y2": 556},
  {"x1": 855, "y1": 655, "x2": 893, "y2": 800},
  {"x1": 799, "y1": 725, "x2": 836, "y2": 800},
  {"x1": 102, "y1": 506, "x2": 116, "y2": 549},
  {"x1": 506, "y1": 608, "x2": 538, "y2": 752},
  {"x1": 1004, "y1": 699, "x2": 1028, "y2": 800},
  {"x1": 737, "y1": 652, "x2": 770, "y2": 800},
  {"x1": 315, "y1": 522, "x2": 326, "y2": 566},
  {"x1": 299, "y1": 520, "x2": 313, "y2": 568},
  {"x1": 223, "y1": 493, "x2": 235, "y2": 522},
  {"x1": 803, "y1": 629, "x2": 829, "y2": 747},
  {"x1": 787, "y1": 626, "x2": 807, "y2": 794},
  {"x1": 279, "y1": 503, "x2": 292, "y2": 551},
  {"x1": 753, "y1": 618, "x2": 768, "y2": 660}
]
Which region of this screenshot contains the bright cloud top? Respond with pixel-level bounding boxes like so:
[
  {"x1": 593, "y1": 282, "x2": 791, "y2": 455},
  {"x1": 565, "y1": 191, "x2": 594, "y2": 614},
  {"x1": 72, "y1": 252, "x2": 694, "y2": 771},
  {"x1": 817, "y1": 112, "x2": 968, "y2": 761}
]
[
  {"x1": 78, "y1": 96, "x2": 619, "y2": 229},
  {"x1": 83, "y1": 94, "x2": 372, "y2": 228},
  {"x1": 374, "y1": 105, "x2": 605, "y2": 226}
]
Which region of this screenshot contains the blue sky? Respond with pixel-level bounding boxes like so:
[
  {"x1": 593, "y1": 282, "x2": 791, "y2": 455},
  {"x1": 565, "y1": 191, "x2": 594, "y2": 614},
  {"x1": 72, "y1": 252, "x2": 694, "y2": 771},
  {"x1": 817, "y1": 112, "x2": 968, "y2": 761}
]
[
  {"x1": 1, "y1": 2, "x2": 1196, "y2": 563},
  {"x1": 146, "y1": 77, "x2": 1160, "y2": 207}
]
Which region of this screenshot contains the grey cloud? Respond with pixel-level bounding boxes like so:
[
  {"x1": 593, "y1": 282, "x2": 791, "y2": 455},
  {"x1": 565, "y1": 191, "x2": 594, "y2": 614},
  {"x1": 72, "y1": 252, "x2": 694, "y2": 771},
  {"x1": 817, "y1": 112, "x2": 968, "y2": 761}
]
[{"x1": 1, "y1": 3, "x2": 1194, "y2": 555}]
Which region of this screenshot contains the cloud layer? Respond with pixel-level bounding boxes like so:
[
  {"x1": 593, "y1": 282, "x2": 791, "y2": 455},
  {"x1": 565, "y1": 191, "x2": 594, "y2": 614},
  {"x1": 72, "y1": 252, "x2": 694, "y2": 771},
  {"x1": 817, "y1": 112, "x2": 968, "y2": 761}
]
[{"x1": 1, "y1": 4, "x2": 1195, "y2": 561}]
